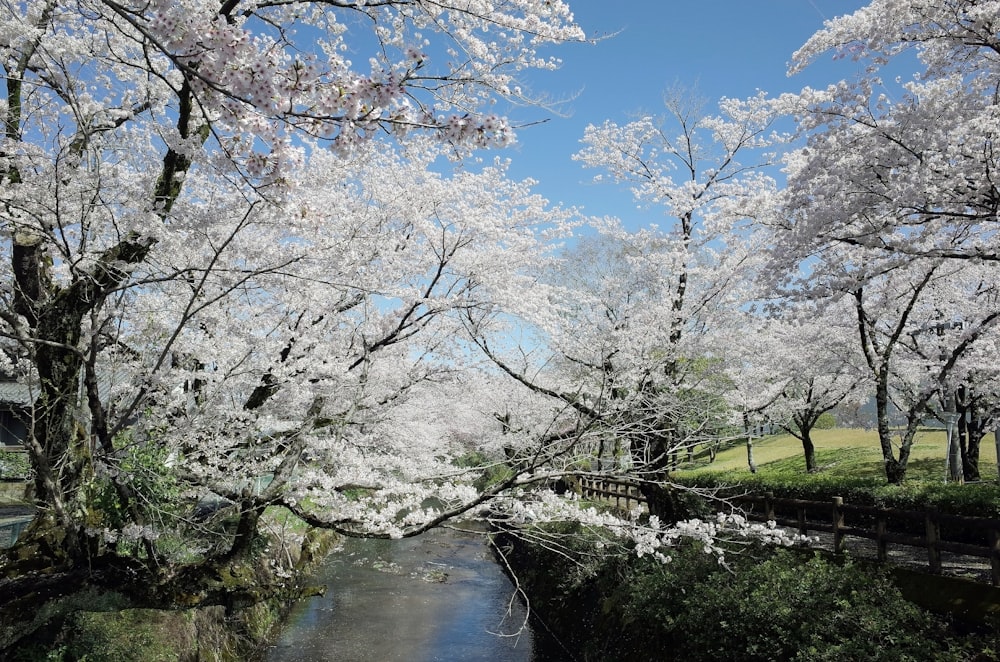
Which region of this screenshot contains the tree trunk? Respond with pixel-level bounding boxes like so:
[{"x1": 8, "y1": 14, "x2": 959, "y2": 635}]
[
  {"x1": 873, "y1": 369, "x2": 902, "y2": 483},
  {"x1": 14, "y1": 238, "x2": 155, "y2": 564},
  {"x1": 801, "y1": 430, "x2": 817, "y2": 474},
  {"x1": 964, "y1": 430, "x2": 982, "y2": 482},
  {"x1": 883, "y1": 457, "x2": 906, "y2": 485},
  {"x1": 995, "y1": 427, "x2": 1000, "y2": 485},
  {"x1": 872, "y1": 367, "x2": 918, "y2": 484},
  {"x1": 219, "y1": 503, "x2": 265, "y2": 564},
  {"x1": 743, "y1": 412, "x2": 756, "y2": 474},
  {"x1": 639, "y1": 484, "x2": 681, "y2": 524},
  {"x1": 886, "y1": 417, "x2": 920, "y2": 485},
  {"x1": 961, "y1": 393, "x2": 982, "y2": 482},
  {"x1": 22, "y1": 298, "x2": 95, "y2": 561}
]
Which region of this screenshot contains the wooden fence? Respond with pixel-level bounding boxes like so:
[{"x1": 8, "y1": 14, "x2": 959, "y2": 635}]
[
  {"x1": 578, "y1": 477, "x2": 646, "y2": 512},
  {"x1": 576, "y1": 477, "x2": 1000, "y2": 586}
]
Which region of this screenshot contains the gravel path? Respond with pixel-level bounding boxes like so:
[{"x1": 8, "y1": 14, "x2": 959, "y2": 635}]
[{"x1": 790, "y1": 527, "x2": 996, "y2": 585}]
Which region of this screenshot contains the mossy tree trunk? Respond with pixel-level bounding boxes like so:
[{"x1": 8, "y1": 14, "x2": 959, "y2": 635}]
[{"x1": 3, "y1": 41, "x2": 204, "y2": 572}]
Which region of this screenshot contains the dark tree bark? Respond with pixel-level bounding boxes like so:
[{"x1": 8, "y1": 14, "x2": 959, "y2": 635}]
[
  {"x1": 954, "y1": 385, "x2": 987, "y2": 482},
  {"x1": 800, "y1": 429, "x2": 817, "y2": 474}
]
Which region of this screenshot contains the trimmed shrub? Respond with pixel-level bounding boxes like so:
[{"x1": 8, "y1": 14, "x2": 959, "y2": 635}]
[
  {"x1": 501, "y1": 524, "x2": 995, "y2": 661},
  {"x1": 662, "y1": 548, "x2": 962, "y2": 661}
]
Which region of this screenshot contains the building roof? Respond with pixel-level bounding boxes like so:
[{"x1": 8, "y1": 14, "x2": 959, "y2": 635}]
[
  {"x1": 0, "y1": 381, "x2": 32, "y2": 406},
  {"x1": 0, "y1": 371, "x2": 115, "y2": 407}
]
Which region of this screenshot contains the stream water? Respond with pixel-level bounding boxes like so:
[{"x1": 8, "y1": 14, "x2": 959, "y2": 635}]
[{"x1": 265, "y1": 525, "x2": 562, "y2": 662}]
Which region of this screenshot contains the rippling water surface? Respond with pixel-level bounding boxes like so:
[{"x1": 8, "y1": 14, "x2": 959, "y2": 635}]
[{"x1": 265, "y1": 526, "x2": 542, "y2": 662}]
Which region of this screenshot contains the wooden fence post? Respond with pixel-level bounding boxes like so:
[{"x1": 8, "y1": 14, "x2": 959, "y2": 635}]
[
  {"x1": 797, "y1": 505, "x2": 807, "y2": 536},
  {"x1": 832, "y1": 497, "x2": 845, "y2": 555},
  {"x1": 876, "y1": 516, "x2": 888, "y2": 563},
  {"x1": 925, "y1": 508, "x2": 942, "y2": 575},
  {"x1": 990, "y1": 527, "x2": 1000, "y2": 587},
  {"x1": 764, "y1": 492, "x2": 776, "y2": 522}
]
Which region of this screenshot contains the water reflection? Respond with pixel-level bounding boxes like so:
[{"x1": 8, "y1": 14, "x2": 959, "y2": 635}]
[{"x1": 266, "y1": 526, "x2": 536, "y2": 662}]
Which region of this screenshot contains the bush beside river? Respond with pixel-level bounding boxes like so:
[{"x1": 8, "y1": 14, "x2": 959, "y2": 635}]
[{"x1": 495, "y1": 522, "x2": 1000, "y2": 662}]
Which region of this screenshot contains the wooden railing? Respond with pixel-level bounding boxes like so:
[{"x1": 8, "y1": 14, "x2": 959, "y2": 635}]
[
  {"x1": 578, "y1": 477, "x2": 646, "y2": 513},
  {"x1": 738, "y1": 492, "x2": 1000, "y2": 586},
  {"x1": 575, "y1": 477, "x2": 1000, "y2": 586}
]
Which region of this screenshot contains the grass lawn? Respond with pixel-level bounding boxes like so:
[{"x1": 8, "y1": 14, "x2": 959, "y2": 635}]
[{"x1": 676, "y1": 427, "x2": 1000, "y2": 485}]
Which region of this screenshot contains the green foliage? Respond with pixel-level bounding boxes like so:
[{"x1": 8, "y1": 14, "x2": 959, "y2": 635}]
[
  {"x1": 454, "y1": 450, "x2": 516, "y2": 490},
  {"x1": 60, "y1": 610, "x2": 179, "y2": 662},
  {"x1": 89, "y1": 434, "x2": 182, "y2": 536},
  {"x1": 675, "y1": 458, "x2": 1000, "y2": 519},
  {"x1": 507, "y1": 526, "x2": 988, "y2": 661},
  {"x1": 0, "y1": 449, "x2": 32, "y2": 481},
  {"x1": 662, "y1": 549, "x2": 961, "y2": 661},
  {"x1": 814, "y1": 411, "x2": 836, "y2": 429},
  {"x1": 613, "y1": 545, "x2": 945, "y2": 660},
  {"x1": 452, "y1": 450, "x2": 489, "y2": 468},
  {"x1": 3, "y1": 589, "x2": 132, "y2": 661}
]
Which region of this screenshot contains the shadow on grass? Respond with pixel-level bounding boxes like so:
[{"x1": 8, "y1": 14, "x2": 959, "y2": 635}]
[
  {"x1": 756, "y1": 448, "x2": 885, "y2": 482},
  {"x1": 904, "y1": 457, "x2": 948, "y2": 481}
]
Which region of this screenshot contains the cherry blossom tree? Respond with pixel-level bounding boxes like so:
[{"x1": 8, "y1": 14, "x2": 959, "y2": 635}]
[
  {"x1": 573, "y1": 89, "x2": 781, "y2": 365},
  {"x1": 769, "y1": 0, "x2": 1000, "y2": 483},
  {"x1": 942, "y1": 371, "x2": 1000, "y2": 482},
  {"x1": 470, "y1": 90, "x2": 785, "y2": 517},
  {"x1": 727, "y1": 306, "x2": 866, "y2": 474},
  {"x1": 919, "y1": 285, "x2": 1000, "y2": 482},
  {"x1": 777, "y1": 0, "x2": 1000, "y2": 269},
  {"x1": 0, "y1": 0, "x2": 590, "y2": 613},
  {"x1": 0, "y1": 5, "x2": 812, "y2": 633},
  {"x1": 770, "y1": 242, "x2": 1000, "y2": 483}
]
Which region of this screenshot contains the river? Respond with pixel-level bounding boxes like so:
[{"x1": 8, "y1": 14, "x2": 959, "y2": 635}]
[{"x1": 265, "y1": 524, "x2": 567, "y2": 662}]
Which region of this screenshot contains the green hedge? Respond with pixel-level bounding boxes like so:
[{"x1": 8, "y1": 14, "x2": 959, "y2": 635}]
[{"x1": 674, "y1": 470, "x2": 1000, "y2": 519}]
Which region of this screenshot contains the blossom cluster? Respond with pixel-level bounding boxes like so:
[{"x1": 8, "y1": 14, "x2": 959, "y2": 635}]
[
  {"x1": 132, "y1": 0, "x2": 583, "y2": 167},
  {"x1": 487, "y1": 489, "x2": 812, "y2": 565}
]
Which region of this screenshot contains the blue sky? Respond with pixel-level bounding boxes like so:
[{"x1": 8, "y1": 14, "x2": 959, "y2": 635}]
[{"x1": 497, "y1": 1, "x2": 874, "y2": 228}]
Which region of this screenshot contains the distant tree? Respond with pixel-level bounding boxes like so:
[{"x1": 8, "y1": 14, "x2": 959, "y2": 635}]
[
  {"x1": 727, "y1": 305, "x2": 866, "y2": 474},
  {"x1": 926, "y1": 334, "x2": 1000, "y2": 482}
]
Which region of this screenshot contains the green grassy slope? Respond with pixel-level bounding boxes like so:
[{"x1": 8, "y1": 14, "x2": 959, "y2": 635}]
[{"x1": 677, "y1": 428, "x2": 999, "y2": 484}]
